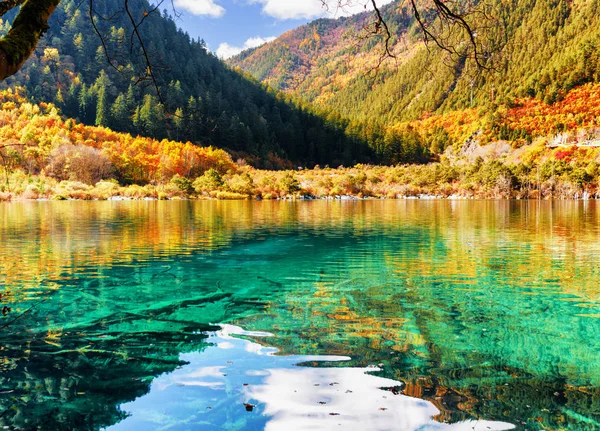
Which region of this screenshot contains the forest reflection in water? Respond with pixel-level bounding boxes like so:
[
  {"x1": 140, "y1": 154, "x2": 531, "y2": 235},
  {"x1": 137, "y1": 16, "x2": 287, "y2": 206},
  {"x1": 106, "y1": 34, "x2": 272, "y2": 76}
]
[{"x1": 0, "y1": 200, "x2": 599, "y2": 430}]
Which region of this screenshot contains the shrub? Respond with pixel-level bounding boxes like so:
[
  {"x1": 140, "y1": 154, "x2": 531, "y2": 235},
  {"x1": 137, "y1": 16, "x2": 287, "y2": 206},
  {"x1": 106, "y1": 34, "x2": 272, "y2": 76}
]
[
  {"x1": 170, "y1": 174, "x2": 194, "y2": 194},
  {"x1": 215, "y1": 191, "x2": 249, "y2": 200},
  {"x1": 54, "y1": 181, "x2": 93, "y2": 200},
  {"x1": 278, "y1": 172, "x2": 301, "y2": 195},
  {"x1": 122, "y1": 184, "x2": 156, "y2": 199},
  {"x1": 21, "y1": 184, "x2": 40, "y2": 199},
  {"x1": 227, "y1": 173, "x2": 255, "y2": 196},
  {"x1": 94, "y1": 179, "x2": 120, "y2": 196},
  {"x1": 158, "y1": 183, "x2": 182, "y2": 198},
  {"x1": 193, "y1": 169, "x2": 224, "y2": 194},
  {"x1": 47, "y1": 145, "x2": 113, "y2": 184}
]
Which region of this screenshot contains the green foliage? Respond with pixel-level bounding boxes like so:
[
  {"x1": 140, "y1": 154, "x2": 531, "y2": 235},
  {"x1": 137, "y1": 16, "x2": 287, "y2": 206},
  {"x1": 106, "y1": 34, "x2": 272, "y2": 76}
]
[
  {"x1": 278, "y1": 172, "x2": 301, "y2": 195},
  {"x1": 193, "y1": 168, "x2": 224, "y2": 194},
  {"x1": 539, "y1": 159, "x2": 593, "y2": 187},
  {"x1": 227, "y1": 172, "x2": 255, "y2": 196},
  {"x1": 170, "y1": 174, "x2": 193, "y2": 194},
  {"x1": 0, "y1": 0, "x2": 379, "y2": 167},
  {"x1": 465, "y1": 160, "x2": 515, "y2": 190},
  {"x1": 425, "y1": 126, "x2": 452, "y2": 155}
]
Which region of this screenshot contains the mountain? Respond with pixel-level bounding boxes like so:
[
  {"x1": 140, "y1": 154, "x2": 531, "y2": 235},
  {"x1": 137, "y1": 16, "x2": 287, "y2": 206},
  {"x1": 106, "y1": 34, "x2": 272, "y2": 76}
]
[
  {"x1": 0, "y1": 0, "x2": 376, "y2": 168},
  {"x1": 4, "y1": 0, "x2": 599, "y2": 172},
  {"x1": 229, "y1": 0, "x2": 600, "y2": 128}
]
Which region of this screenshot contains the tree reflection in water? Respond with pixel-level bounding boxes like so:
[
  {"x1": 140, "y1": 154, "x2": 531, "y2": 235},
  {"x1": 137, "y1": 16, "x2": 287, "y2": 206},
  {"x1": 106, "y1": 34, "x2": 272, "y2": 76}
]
[{"x1": 1, "y1": 201, "x2": 600, "y2": 430}]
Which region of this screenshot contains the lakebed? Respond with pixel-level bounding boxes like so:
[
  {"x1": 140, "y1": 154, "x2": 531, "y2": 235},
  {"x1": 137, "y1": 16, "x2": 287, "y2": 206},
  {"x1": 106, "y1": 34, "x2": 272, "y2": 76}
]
[{"x1": 0, "y1": 200, "x2": 599, "y2": 430}]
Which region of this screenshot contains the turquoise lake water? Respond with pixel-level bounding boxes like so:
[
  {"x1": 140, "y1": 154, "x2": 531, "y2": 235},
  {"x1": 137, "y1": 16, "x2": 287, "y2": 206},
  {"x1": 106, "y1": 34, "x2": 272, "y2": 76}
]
[{"x1": 0, "y1": 200, "x2": 599, "y2": 430}]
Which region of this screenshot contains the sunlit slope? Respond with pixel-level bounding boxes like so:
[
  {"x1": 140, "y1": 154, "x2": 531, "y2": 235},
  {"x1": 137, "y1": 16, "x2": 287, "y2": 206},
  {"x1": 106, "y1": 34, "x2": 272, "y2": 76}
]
[
  {"x1": 230, "y1": 0, "x2": 600, "y2": 126},
  {"x1": 0, "y1": 0, "x2": 369, "y2": 165}
]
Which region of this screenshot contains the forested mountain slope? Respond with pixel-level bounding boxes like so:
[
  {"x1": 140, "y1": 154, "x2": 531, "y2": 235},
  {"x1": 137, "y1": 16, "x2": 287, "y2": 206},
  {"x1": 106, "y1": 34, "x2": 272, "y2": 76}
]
[
  {"x1": 4, "y1": 0, "x2": 600, "y2": 169},
  {"x1": 229, "y1": 0, "x2": 600, "y2": 126},
  {"x1": 0, "y1": 0, "x2": 374, "y2": 167}
]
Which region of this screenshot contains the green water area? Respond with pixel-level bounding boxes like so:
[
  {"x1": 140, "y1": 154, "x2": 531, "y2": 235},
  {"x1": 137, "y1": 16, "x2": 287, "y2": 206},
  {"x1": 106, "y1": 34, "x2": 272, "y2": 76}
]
[{"x1": 1, "y1": 200, "x2": 599, "y2": 430}]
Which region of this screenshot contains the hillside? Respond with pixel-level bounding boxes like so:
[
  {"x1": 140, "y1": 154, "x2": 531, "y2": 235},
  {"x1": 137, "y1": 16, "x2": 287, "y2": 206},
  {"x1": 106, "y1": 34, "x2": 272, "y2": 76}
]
[
  {"x1": 229, "y1": 4, "x2": 414, "y2": 94},
  {"x1": 2, "y1": 0, "x2": 600, "y2": 170},
  {"x1": 229, "y1": 0, "x2": 600, "y2": 128},
  {"x1": 0, "y1": 0, "x2": 375, "y2": 167},
  {"x1": 2, "y1": 85, "x2": 600, "y2": 203}
]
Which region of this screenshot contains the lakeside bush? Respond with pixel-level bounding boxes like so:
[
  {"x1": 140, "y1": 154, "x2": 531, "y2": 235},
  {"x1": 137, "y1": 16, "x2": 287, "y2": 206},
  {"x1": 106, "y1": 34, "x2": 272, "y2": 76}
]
[
  {"x1": 3, "y1": 152, "x2": 600, "y2": 201},
  {"x1": 1, "y1": 86, "x2": 600, "y2": 202},
  {"x1": 46, "y1": 145, "x2": 113, "y2": 184},
  {"x1": 0, "y1": 90, "x2": 237, "y2": 187}
]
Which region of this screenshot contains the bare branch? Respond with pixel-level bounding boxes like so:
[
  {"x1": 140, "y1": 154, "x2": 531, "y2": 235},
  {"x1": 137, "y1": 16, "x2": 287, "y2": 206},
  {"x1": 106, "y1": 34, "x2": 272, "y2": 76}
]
[
  {"x1": 87, "y1": 0, "x2": 169, "y2": 103},
  {"x1": 322, "y1": 0, "x2": 501, "y2": 71},
  {"x1": 321, "y1": 0, "x2": 397, "y2": 70},
  {"x1": 370, "y1": 0, "x2": 395, "y2": 60},
  {"x1": 124, "y1": 0, "x2": 164, "y2": 104},
  {"x1": 409, "y1": 0, "x2": 499, "y2": 70},
  {"x1": 89, "y1": 0, "x2": 120, "y2": 72}
]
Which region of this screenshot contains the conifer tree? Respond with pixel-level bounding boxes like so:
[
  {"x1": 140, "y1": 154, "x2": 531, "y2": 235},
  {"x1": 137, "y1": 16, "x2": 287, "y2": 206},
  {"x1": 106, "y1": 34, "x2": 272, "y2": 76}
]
[
  {"x1": 94, "y1": 71, "x2": 111, "y2": 127},
  {"x1": 110, "y1": 93, "x2": 129, "y2": 131}
]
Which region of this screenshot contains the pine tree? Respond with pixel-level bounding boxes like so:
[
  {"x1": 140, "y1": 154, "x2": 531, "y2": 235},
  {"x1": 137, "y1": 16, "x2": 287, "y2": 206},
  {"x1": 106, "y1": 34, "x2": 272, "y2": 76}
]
[
  {"x1": 173, "y1": 107, "x2": 184, "y2": 141},
  {"x1": 110, "y1": 93, "x2": 129, "y2": 131},
  {"x1": 126, "y1": 84, "x2": 136, "y2": 111},
  {"x1": 94, "y1": 71, "x2": 111, "y2": 126}
]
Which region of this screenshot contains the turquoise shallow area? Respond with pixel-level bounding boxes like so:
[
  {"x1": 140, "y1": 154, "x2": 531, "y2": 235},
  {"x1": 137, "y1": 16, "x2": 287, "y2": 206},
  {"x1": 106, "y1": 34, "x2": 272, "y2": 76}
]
[{"x1": 0, "y1": 200, "x2": 599, "y2": 430}]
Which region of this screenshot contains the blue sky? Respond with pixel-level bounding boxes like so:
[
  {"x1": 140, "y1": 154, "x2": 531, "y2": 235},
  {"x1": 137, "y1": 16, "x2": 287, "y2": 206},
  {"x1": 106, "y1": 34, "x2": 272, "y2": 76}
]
[{"x1": 172, "y1": 0, "x2": 393, "y2": 58}]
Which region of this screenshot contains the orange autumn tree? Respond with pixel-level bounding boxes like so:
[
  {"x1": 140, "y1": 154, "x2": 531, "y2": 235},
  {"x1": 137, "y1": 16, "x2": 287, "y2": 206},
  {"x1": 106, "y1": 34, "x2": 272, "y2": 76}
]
[{"x1": 0, "y1": 88, "x2": 236, "y2": 184}]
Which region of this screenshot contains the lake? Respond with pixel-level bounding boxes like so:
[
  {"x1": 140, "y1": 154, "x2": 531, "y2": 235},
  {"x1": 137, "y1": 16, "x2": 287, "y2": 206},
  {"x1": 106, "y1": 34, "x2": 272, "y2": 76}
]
[{"x1": 0, "y1": 200, "x2": 599, "y2": 430}]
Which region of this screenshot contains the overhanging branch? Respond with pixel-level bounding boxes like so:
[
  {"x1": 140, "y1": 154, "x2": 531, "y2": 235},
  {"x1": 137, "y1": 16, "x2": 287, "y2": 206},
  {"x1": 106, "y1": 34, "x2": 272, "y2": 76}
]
[
  {"x1": 0, "y1": 0, "x2": 60, "y2": 81},
  {"x1": 0, "y1": 0, "x2": 26, "y2": 17}
]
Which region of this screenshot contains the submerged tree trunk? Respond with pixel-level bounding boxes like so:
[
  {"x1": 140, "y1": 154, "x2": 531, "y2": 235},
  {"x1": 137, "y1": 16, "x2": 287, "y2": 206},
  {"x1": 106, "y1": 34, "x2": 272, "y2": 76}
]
[{"x1": 0, "y1": 0, "x2": 60, "y2": 81}]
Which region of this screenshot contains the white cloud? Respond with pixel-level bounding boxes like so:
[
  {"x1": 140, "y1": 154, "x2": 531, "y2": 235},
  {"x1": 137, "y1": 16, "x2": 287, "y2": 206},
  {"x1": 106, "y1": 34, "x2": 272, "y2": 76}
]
[
  {"x1": 174, "y1": 0, "x2": 225, "y2": 17},
  {"x1": 248, "y1": 0, "x2": 325, "y2": 20},
  {"x1": 248, "y1": 0, "x2": 395, "y2": 20},
  {"x1": 216, "y1": 35, "x2": 277, "y2": 59}
]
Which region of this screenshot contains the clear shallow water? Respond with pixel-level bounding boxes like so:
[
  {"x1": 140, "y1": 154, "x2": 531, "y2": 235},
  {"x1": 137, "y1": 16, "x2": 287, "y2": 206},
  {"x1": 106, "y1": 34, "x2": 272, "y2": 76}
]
[
  {"x1": 109, "y1": 325, "x2": 513, "y2": 431},
  {"x1": 0, "y1": 200, "x2": 599, "y2": 430}
]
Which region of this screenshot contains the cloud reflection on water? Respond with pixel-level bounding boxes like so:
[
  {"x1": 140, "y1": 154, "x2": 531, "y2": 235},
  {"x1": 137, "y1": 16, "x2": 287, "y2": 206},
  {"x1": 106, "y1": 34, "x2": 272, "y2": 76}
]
[{"x1": 110, "y1": 325, "x2": 514, "y2": 431}]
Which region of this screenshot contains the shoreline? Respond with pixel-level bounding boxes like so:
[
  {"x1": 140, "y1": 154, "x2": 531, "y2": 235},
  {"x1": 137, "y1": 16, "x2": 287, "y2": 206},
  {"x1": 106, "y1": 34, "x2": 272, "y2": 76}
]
[
  {"x1": 2, "y1": 158, "x2": 598, "y2": 203},
  {"x1": 2, "y1": 193, "x2": 599, "y2": 202}
]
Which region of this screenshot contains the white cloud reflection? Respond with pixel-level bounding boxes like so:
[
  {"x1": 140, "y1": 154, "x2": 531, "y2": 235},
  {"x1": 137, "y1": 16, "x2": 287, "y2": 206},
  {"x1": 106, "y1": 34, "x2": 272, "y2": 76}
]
[
  {"x1": 110, "y1": 325, "x2": 515, "y2": 431},
  {"x1": 248, "y1": 366, "x2": 514, "y2": 431}
]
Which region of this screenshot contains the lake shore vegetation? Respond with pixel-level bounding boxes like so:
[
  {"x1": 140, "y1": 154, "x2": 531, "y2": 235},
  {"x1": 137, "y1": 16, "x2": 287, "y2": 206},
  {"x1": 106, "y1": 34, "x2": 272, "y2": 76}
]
[{"x1": 2, "y1": 86, "x2": 600, "y2": 202}]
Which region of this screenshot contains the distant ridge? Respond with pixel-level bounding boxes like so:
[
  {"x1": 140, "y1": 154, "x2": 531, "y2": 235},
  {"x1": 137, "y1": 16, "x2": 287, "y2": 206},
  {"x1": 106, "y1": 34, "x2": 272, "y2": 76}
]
[{"x1": 229, "y1": 0, "x2": 600, "y2": 127}]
